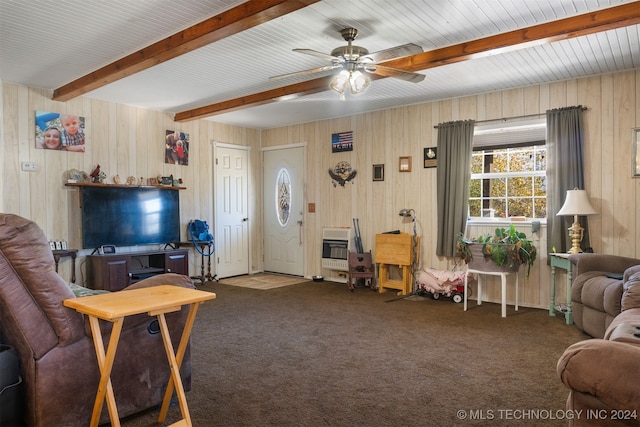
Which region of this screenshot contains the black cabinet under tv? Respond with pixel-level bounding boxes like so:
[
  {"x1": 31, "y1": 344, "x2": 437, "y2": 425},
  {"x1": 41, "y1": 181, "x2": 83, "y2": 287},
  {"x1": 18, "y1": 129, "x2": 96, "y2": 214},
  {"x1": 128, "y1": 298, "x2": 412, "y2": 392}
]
[{"x1": 87, "y1": 249, "x2": 188, "y2": 292}]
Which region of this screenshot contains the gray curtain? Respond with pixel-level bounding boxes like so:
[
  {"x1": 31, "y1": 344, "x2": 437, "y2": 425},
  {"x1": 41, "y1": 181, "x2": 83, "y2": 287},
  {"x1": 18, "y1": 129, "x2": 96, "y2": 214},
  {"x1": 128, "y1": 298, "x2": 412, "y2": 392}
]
[
  {"x1": 436, "y1": 120, "x2": 475, "y2": 257},
  {"x1": 546, "y1": 106, "x2": 589, "y2": 254}
]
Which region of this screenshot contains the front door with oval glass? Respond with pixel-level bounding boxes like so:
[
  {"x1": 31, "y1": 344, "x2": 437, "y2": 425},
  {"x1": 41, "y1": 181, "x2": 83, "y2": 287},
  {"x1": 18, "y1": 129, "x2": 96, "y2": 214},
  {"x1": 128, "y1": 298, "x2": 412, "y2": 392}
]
[{"x1": 263, "y1": 146, "x2": 305, "y2": 276}]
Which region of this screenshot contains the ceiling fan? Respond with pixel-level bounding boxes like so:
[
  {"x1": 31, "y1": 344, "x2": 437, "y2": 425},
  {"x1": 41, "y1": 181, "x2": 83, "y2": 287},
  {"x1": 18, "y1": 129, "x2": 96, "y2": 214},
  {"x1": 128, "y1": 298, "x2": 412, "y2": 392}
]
[{"x1": 270, "y1": 28, "x2": 425, "y2": 99}]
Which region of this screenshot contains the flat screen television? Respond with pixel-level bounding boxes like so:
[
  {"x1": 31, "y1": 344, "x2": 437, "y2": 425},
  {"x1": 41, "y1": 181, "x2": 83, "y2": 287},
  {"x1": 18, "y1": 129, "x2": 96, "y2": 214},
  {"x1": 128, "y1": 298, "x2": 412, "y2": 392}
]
[{"x1": 81, "y1": 186, "x2": 180, "y2": 249}]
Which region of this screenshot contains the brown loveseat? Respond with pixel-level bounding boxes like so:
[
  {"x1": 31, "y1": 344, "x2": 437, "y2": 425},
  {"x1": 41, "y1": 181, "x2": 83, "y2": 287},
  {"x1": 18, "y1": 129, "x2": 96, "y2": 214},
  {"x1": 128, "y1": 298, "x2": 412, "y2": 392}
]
[
  {"x1": 0, "y1": 213, "x2": 194, "y2": 426},
  {"x1": 557, "y1": 255, "x2": 640, "y2": 426}
]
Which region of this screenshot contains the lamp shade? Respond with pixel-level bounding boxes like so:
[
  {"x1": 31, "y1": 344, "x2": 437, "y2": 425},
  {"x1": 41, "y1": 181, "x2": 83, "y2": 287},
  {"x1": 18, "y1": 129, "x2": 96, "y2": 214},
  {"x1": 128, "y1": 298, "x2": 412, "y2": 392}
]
[
  {"x1": 556, "y1": 189, "x2": 597, "y2": 216},
  {"x1": 329, "y1": 70, "x2": 349, "y2": 95},
  {"x1": 349, "y1": 70, "x2": 370, "y2": 94},
  {"x1": 330, "y1": 69, "x2": 371, "y2": 99}
]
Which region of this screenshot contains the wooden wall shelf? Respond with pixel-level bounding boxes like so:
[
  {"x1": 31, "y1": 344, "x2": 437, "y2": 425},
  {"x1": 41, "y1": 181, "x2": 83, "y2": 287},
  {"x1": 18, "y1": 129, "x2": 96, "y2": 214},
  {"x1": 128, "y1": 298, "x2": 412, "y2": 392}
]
[{"x1": 65, "y1": 182, "x2": 186, "y2": 190}]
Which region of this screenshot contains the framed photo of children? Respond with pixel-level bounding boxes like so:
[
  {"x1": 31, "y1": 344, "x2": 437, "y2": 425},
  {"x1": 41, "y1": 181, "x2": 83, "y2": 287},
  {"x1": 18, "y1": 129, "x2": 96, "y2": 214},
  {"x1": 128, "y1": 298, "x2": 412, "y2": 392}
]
[
  {"x1": 35, "y1": 111, "x2": 86, "y2": 152},
  {"x1": 165, "y1": 130, "x2": 189, "y2": 165}
]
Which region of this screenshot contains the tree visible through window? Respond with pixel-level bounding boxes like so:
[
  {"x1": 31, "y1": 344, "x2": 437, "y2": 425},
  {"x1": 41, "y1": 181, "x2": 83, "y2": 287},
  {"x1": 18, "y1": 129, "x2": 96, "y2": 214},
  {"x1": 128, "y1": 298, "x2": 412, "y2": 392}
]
[{"x1": 469, "y1": 145, "x2": 546, "y2": 219}]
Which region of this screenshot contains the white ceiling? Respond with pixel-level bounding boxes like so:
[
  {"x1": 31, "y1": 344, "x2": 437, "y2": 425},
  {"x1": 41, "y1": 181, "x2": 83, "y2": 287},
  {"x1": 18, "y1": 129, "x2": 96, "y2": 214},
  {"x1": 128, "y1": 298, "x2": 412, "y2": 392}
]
[{"x1": 1, "y1": 0, "x2": 639, "y2": 130}]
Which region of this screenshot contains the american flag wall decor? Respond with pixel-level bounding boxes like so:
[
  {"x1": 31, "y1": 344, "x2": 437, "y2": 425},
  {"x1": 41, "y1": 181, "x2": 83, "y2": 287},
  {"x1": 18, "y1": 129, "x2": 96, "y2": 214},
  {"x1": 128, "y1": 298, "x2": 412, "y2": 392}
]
[{"x1": 331, "y1": 131, "x2": 353, "y2": 153}]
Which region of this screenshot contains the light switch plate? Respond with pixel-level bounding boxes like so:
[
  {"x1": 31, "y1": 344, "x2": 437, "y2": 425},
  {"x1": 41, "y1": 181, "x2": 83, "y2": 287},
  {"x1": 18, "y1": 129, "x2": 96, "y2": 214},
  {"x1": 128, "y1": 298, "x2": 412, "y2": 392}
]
[{"x1": 21, "y1": 162, "x2": 37, "y2": 172}]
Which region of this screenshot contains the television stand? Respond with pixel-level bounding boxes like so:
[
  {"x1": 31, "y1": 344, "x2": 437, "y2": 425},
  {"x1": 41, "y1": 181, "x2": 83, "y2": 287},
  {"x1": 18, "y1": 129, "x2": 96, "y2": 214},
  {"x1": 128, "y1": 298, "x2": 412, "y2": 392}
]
[{"x1": 86, "y1": 248, "x2": 188, "y2": 292}]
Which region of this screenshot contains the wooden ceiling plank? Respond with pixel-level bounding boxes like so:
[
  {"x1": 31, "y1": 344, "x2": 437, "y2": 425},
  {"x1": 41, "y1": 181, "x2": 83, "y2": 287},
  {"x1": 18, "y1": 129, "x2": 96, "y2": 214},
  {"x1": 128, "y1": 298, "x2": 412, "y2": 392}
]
[
  {"x1": 383, "y1": 1, "x2": 640, "y2": 71},
  {"x1": 175, "y1": 77, "x2": 333, "y2": 121},
  {"x1": 52, "y1": 0, "x2": 321, "y2": 102},
  {"x1": 175, "y1": 1, "x2": 640, "y2": 122}
]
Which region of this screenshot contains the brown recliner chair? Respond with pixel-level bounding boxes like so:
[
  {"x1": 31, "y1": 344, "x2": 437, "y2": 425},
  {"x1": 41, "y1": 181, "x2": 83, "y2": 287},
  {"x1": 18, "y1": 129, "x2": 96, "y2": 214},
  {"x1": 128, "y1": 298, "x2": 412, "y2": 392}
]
[
  {"x1": 569, "y1": 253, "x2": 640, "y2": 338},
  {"x1": 0, "y1": 213, "x2": 193, "y2": 426},
  {"x1": 557, "y1": 261, "x2": 640, "y2": 426}
]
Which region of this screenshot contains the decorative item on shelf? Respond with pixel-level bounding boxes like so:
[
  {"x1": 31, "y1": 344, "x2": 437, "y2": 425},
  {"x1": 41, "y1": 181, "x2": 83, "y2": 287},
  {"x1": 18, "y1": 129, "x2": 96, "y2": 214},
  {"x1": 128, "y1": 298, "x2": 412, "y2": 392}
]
[
  {"x1": 328, "y1": 161, "x2": 356, "y2": 187},
  {"x1": 556, "y1": 188, "x2": 598, "y2": 254},
  {"x1": 456, "y1": 224, "x2": 537, "y2": 277},
  {"x1": 113, "y1": 175, "x2": 121, "y2": 185},
  {"x1": 89, "y1": 165, "x2": 102, "y2": 183},
  {"x1": 148, "y1": 177, "x2": 158, "y2": 186},
  {"x1": 67, "y1": 168, "x2": 82, "y2": 183},
  {"x1": 160, "y1": 175, "x2": 174, "y2": 186},
  {"x1": 126, "y1": 176, "x2": 136, "y2": 185},
  {"x1": 139, "y1": 177, "x2": 144, "y2": 185}
]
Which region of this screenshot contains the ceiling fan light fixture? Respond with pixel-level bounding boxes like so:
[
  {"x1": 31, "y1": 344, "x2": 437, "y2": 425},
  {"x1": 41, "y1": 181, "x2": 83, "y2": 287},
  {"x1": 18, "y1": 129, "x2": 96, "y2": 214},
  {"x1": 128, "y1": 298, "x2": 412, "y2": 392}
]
[
  {"x1": 330, "y1": 70, "x2": 349, "y2": 93},
  {"x1": 330, "y1": 69, "x2": 370, "y2": 99},
  {"x1": 349, "y1": 70, "x2": 370, "y2": 94}
]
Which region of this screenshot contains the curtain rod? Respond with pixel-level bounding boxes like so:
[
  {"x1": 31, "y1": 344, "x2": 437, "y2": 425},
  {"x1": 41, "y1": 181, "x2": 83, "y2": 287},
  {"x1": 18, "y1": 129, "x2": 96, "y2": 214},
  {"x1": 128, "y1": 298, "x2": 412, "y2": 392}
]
[{"x1": 433, "y1": 106, "x2": 588, "y2": 128}]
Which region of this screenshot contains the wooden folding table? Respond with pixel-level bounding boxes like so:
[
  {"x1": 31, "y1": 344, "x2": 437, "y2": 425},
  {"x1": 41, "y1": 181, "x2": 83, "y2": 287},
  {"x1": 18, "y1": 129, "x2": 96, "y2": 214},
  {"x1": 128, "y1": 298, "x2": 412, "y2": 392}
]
[{"x1": 64, "y1": 285, "x2": 216, "y2": 427}]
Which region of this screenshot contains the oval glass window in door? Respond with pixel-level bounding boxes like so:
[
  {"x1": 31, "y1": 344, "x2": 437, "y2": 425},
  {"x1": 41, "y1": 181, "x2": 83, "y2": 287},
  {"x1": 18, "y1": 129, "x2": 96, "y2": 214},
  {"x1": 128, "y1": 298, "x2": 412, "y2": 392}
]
[{"x1": 275, "y1": 168, "x2": 291, "y2": 226}]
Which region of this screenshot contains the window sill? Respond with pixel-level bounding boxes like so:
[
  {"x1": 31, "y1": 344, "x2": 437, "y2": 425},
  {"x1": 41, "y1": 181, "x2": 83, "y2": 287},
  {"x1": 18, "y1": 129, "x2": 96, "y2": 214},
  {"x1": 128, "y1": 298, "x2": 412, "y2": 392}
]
[{"x1": 467, "y1": 218, "x2": 547, "y2": 226}]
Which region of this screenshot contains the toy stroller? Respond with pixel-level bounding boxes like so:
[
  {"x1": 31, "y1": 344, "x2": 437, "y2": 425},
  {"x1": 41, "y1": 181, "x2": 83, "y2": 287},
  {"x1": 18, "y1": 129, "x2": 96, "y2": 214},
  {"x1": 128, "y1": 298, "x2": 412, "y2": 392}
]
[{"x1": 416, "y1": 267, "x2": 473, "y2": 303}]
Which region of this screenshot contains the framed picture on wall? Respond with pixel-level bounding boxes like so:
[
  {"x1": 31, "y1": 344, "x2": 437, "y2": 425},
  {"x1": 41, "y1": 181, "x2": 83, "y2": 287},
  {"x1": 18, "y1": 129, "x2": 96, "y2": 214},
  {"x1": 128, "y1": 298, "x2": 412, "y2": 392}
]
[
  {"x1": 633, "y1": 127, "x2": 640, "y2": 178},
  {"x1": 373, "y1": 164, "x2": 384, "y2": 181},
  {"x1": 165, "y1": 130, "x2": 189, "y2": 165},
  {"x1": 35, "y1": 111, "x2": 86, "y2": 152},
  {"x1": 399, "y1": 156, "x2": 412, "y2": 172},
  {"x1": 423, "y1": 147, "x2": 437, "y2": 168}
]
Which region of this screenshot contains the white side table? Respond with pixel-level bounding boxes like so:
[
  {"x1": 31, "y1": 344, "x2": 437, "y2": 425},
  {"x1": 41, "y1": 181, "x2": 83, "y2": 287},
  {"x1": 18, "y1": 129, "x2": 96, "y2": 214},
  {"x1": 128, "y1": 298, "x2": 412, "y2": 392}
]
[{"x1": 464, "y1": 269, "x2": 519, "y2": 318}]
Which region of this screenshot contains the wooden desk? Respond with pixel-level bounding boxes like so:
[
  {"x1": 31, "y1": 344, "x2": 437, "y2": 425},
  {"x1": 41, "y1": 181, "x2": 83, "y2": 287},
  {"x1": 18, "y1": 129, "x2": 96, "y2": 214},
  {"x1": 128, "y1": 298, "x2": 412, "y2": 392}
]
[
  {"x1": 64, "y1": 285, "x2": 216, "y2": 427},
  {"x1": 52, "y1": 249, "x2": 78, "y2": 283}
]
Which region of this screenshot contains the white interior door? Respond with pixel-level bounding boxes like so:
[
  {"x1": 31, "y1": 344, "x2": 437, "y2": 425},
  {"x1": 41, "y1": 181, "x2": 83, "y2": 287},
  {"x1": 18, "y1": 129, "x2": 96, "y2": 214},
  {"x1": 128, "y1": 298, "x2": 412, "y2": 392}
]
[
  {"x1": 214, "y1": 144, "x2": 249, "y2": 279},
  {"x1": 263, "y1": 145, "x2": 305, "y2": 276}
]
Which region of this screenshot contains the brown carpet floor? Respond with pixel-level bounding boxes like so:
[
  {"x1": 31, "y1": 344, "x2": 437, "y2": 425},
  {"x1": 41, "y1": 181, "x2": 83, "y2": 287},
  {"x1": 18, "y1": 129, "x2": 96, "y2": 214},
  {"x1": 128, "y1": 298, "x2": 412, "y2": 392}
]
[{"x1": 117, "y1": 279, "x2": 588, "y2": 427}]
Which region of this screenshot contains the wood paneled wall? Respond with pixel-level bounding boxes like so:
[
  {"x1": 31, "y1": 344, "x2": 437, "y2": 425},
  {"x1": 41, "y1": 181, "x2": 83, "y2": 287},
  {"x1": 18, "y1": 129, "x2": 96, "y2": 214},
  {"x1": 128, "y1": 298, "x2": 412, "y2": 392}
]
[
  {"x1": 1, "y1": 83, "x2": 261, "y2": 282},
  {"x1": 2, "y1": 69, "x2": 639, "y2": 309},
  {"x1": 262, "y1": 70, "x2": 640, "y2": 308}
]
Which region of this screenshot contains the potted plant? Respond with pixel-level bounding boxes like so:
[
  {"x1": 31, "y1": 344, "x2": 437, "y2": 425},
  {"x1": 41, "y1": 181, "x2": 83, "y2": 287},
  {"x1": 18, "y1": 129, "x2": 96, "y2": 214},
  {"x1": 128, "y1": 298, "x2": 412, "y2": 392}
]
[{"x1": 456, "y1": 224, "x2": 537, "y2": 277}]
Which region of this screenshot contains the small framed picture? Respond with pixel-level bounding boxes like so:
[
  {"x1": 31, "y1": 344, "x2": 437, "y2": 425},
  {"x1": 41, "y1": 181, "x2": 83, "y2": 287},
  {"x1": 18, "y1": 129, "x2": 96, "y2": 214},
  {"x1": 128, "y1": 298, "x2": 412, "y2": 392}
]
[
  {"x1": 49, "y1": 242, "x2": 56, "y2": 250},
  {"x1": 55, "y1": 241, "x2": 62, "y2": 250},
  {"x1": 61, "y1": 241, "x2": 68, "y2": 250},
  {"x1": 399, "y1": 156, "x2": 412, "y2": 172},
  {"x1": 373, "y1": 164, "x2": 384, "y2": 181},
  {"x1": 424, "y1": 147, "x2": 438, "y2": 168},
  {"x1": 633, "y1": 127, "x2": 640, "y2": 178},
  {"x1": 148, "y1": 177, "x2": 158, "y2": 185}
]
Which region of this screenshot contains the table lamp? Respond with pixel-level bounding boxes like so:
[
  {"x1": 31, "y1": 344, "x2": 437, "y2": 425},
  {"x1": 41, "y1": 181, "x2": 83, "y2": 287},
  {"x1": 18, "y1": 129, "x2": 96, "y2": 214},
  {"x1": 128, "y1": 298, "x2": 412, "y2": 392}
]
[{"x1": 556, "y1": 189, "x2": 597, "y2": 254}]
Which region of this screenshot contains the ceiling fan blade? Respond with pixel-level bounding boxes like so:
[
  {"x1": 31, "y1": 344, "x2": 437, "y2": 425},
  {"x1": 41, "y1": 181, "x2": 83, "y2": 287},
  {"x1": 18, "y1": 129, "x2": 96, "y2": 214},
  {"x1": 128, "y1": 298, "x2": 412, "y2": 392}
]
[
  {"x1": 270, "y1": 64, "x2": 342, "y2": 80},
  {"x1": 365, "y1": 64, "x2": 425, "y2": 83},
  {"x1": 293, "y1": 48, "x2": 341, "y2": 62},
  {"x1": 363, "y1": 43, "x2": 423, "y2": 63}
]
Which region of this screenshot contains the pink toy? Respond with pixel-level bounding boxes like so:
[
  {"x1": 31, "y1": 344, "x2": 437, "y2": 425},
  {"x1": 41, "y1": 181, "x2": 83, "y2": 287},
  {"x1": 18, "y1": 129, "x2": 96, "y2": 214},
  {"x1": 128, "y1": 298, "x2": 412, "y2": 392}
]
[{"x1": 416, "y1": 267, "x2": 474, "y2": 303}]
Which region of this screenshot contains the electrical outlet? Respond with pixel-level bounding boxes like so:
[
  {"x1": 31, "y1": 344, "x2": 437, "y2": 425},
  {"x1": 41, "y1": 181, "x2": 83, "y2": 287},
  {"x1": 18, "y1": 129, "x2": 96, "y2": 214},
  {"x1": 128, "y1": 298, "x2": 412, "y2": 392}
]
[{"x1": 21, "y1": 162, "x2": 37, "y2": 172}]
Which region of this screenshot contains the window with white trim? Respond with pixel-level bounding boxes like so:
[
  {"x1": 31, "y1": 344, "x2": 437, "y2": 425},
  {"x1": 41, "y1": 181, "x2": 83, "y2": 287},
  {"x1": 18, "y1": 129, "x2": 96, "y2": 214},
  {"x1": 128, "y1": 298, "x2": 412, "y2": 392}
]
[{"x1": 469, "y1": 119, "x2": 547, "y2": 220}]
